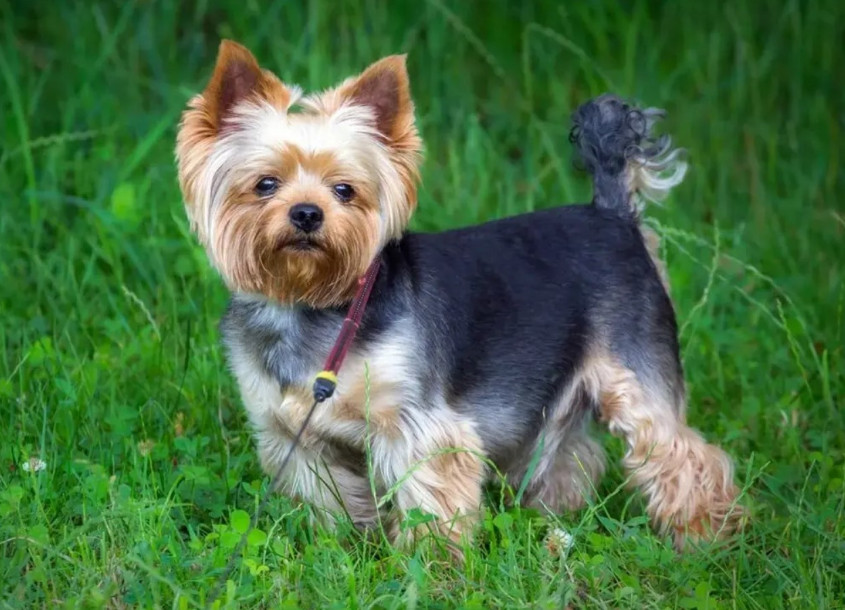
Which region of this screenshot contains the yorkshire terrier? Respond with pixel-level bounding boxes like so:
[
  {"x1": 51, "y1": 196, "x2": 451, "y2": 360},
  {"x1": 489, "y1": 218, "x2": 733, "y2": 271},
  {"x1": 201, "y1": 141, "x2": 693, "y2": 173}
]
[{"x1": 176, "y1": 40, "x2": 743, "y2": 555}]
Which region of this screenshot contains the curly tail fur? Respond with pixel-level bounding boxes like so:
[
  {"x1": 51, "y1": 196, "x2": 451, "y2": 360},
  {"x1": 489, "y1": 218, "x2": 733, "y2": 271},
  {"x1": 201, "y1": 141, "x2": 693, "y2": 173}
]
[{"x1": 570, "y1": 94, "x2": 687, "y2": 217}]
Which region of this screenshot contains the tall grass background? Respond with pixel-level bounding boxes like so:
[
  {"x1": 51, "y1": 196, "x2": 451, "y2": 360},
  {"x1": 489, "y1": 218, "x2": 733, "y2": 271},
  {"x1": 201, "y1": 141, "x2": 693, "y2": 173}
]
[{"x1": 1, "y1": 1, "x2": 842, "y2": 607}]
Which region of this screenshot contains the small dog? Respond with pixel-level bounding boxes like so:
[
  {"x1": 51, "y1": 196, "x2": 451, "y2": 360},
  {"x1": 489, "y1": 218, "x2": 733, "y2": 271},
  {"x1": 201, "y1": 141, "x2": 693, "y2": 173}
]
[{"x1": 176, "y1": 40, "x2": 743, "y2": 554}]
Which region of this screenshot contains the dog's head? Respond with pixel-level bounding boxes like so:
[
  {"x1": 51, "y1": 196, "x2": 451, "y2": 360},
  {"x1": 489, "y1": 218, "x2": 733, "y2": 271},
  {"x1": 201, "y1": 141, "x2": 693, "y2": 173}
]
[{"x1": 176, "y1": 41, "x2": 421, "y2": 307}]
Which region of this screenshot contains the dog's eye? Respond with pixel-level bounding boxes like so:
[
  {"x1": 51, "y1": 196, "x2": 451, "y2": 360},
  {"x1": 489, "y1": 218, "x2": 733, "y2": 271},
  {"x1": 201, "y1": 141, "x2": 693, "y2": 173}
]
[
  {"x1": 254, "y1": 177, "x2": 280, "y2": 197},
  {"x1": 332, "y1": 183, "x2": 355, "y2": 203}
]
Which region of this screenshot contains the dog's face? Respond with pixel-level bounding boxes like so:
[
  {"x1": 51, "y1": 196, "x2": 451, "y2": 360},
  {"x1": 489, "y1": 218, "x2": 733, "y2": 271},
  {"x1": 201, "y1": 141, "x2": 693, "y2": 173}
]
[{"x1": 176, "y1": 41, "x2": 421, "y2": 307}]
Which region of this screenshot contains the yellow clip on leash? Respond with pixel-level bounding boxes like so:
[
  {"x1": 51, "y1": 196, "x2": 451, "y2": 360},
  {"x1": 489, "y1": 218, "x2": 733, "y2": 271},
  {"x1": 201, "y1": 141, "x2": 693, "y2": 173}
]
[{"x1": 312, "y1": 370, "x2": 338, "y2": 402}]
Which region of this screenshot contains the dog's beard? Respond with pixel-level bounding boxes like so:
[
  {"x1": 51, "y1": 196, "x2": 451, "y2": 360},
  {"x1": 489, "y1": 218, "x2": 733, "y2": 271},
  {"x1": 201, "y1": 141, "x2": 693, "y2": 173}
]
[
  {"x1": 260, "y1": 243, "x2": 365, "y2": 307},
  {"x1": 213, "y1": 223, "x2": 375, "y2": 308}
]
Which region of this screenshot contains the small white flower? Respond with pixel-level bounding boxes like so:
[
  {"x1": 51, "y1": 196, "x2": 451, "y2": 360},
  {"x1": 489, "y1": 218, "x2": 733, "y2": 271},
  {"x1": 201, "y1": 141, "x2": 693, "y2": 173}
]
[
  {"x1": 137, "y1": 439, "x2": 155, "y2": 457},
  {"x1": 544, "y1": 526, "x2": 574, "y2": 555},
  {"x1": 21, "y1": 457, "x2": 47, "y2": 473}
]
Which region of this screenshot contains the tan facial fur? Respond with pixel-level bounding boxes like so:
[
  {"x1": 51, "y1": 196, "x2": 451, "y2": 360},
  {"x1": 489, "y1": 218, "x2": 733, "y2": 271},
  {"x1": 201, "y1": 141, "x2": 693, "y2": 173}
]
[{"x1": 175, "y1": 41, "x2": 421, "y2": 307}]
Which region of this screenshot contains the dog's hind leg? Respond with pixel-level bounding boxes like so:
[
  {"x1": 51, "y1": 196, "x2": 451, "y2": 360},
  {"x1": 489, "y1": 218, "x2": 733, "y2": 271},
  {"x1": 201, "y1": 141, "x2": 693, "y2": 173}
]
[
  {"x1": 587, "y1": 353, "x2": 743, "y2": 549},
  {"x1": 515, "y1": 381, "x2": 606, "y2": 513}
]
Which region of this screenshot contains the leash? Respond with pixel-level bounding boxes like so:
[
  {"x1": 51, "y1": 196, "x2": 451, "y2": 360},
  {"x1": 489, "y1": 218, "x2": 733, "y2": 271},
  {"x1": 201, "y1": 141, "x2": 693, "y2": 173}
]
[
  {"x1": 207, "y1": 259, "x2": 381, "y2": 606},
  {"x1": 312, "y1": 259, "x2": 381, "y2": 402}
]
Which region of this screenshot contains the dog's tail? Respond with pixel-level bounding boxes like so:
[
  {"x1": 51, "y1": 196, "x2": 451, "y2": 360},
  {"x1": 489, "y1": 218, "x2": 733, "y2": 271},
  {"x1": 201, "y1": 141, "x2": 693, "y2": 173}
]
[{"x1": 570, "y1": 94, "x2": 687, "y2": 217}]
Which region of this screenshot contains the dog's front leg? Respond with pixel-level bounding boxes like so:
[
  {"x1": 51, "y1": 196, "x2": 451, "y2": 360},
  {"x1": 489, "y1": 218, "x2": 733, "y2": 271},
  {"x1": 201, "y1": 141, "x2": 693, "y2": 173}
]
[{"x1": 370, "y1": 405, "x2": 486, "y2": 560}]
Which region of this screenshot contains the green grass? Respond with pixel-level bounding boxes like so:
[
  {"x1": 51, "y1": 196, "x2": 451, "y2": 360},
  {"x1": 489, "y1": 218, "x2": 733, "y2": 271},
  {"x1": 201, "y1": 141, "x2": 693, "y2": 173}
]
[{"x1": 1, "y1": 0, "x2": 843, "y2": 607}]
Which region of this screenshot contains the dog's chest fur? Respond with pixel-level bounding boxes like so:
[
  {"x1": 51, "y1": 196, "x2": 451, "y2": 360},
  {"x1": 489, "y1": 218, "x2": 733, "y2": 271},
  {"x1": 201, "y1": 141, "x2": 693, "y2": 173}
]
[{"x1": 220, "y1": 296, "x2": 419, "y2": 452}]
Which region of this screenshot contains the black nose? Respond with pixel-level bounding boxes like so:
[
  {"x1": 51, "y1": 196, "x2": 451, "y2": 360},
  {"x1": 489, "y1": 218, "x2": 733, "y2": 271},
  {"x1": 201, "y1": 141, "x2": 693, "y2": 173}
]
[{"x1": 288, "y1": 203, "x2": 324, "y2": 233}]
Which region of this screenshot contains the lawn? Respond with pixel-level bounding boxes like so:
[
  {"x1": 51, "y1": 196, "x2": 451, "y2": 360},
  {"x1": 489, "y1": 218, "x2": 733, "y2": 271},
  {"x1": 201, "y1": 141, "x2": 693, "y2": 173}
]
[{"x1": 1, "y1": 1, "x2": 843, "y2": 608}]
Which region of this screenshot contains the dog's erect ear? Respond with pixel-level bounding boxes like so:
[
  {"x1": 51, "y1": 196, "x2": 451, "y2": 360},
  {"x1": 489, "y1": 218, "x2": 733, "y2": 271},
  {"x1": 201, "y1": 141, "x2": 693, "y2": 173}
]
[
  {"x1": 202, "y1": 40, "x2": 293, "y2": 130},
  {"x1": 338, "y1": 55, "x2": 415, "y2": 143},
  {"x1": 175, "y1": 40, "x2": 296, "y2": 227}
]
